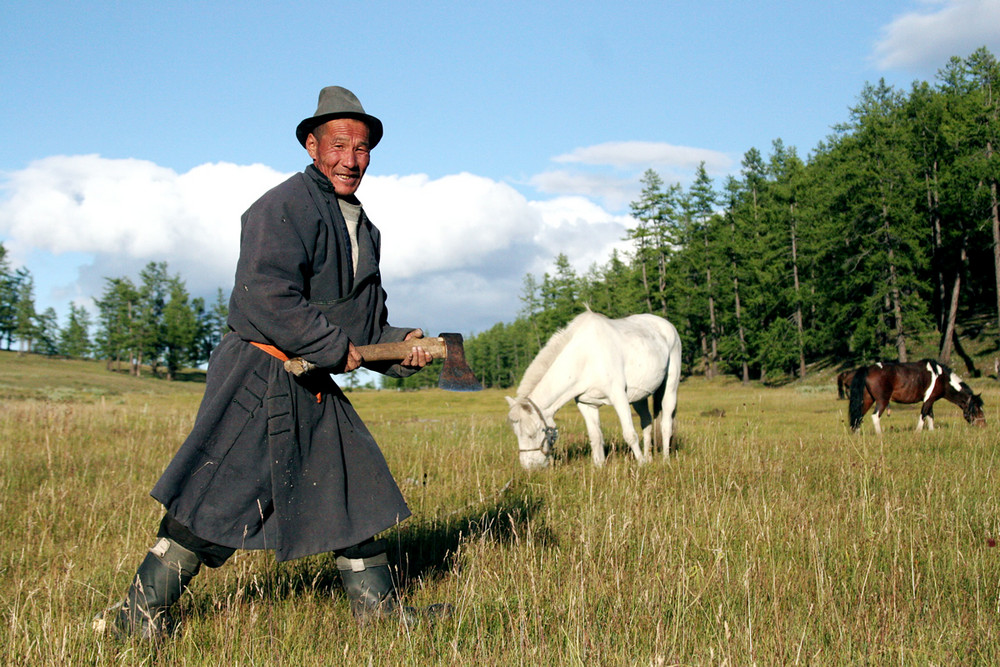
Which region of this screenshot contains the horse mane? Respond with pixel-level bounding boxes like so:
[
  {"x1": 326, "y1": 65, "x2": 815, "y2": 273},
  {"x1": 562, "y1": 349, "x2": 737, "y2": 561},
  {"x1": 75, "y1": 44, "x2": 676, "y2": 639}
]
[
  {"x1": 516, "y1": 309, "x2": 596, "y2": 398},
  {"x1": 917, "y1": 358, "x2": 983, "y2": 408},
  {"x1": 917, "y1": 358, "x2": 968, "y2": 388}
]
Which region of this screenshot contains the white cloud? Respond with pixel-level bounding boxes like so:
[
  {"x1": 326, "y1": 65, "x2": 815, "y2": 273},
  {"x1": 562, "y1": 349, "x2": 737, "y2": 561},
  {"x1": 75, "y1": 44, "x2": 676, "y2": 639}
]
[
  {"x1": 359, "y1": 172, "x2": 541, "y2": 279},
  {"x1": 528, "y1": 197, "x2": 633, "y2": 276},
  {"x1": 363, "y1": 174, "x2": 633, "y2": 333},
  {"x1": 0, "y1": 156, "x2": 283, "y2": 257},
  {"x1": 541, "y1": 142, "x2": 734, "y2": 211},
  {"x1": 874, "y1": 0, "x2": 1000, "y2": 71},
  {"x1": 0, "y1": 155, "x2": 287, "y2": 298},
  {"x1": 553, "y1": 141, "x2": 732, "y2": 172},
  {"x1": 0, "y1": 156, "x2": 636, "y2": 336},
  {"x1": 529, "y1": 170, "x2": 641, "y2": 211}
]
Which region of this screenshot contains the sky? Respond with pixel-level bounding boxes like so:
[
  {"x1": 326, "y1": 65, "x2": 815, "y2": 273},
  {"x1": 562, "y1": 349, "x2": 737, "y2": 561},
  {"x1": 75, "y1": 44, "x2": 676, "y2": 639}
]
[{"x1": 2, "y1": 0, "x2": 1000, "y2": 343}]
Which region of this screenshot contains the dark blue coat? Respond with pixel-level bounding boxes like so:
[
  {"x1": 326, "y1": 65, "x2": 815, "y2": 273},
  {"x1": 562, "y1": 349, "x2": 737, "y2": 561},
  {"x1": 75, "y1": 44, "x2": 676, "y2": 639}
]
[{"x1": 152, "y1": 166, "x2": 414, "y2": 562}]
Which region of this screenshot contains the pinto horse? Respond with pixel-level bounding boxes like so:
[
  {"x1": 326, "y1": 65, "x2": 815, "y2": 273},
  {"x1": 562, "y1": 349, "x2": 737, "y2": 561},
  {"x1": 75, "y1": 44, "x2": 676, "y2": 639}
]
[
  {"x1": 506, "y1": 310, "x2": 682, "y2": 469},
  {"x1": 849, "y1": 359, "x2": 985, "y2": 433}
]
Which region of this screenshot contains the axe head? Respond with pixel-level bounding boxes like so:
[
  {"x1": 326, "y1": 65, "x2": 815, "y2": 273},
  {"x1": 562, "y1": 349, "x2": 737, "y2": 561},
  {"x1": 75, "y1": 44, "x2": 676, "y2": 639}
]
[{"x1": 437, "y1": 333, "x2": 483, "y2": 392}]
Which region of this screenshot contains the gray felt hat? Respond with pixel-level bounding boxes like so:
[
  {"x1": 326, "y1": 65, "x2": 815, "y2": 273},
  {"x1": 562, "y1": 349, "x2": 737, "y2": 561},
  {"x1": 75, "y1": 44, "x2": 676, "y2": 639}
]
[{"x1": 295, "y1": 86, "x2": 383, "y2": 149}]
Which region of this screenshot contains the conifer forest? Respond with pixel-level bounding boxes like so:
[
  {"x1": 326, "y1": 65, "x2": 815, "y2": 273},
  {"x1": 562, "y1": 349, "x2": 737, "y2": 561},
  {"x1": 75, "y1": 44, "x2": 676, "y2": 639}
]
[
  {"x1": 2, "y1": 49, "x2": 999, "y2": 388},
  {"x1": 459, "y1": 48, "x2": 1000, "y2": 389}
]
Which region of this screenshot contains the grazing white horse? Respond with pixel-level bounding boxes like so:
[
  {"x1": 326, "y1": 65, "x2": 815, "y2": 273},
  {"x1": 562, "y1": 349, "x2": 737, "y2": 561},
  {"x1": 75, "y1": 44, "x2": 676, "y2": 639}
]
[{"x1": 506, "y1": 310, "x2": 682, "y2": 469}]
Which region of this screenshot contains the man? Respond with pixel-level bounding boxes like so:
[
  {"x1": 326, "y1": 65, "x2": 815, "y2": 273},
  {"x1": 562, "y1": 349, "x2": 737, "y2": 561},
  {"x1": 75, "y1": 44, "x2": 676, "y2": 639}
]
[{"x1": 97, "y1": 86, "x2": 445, "y2": 640}]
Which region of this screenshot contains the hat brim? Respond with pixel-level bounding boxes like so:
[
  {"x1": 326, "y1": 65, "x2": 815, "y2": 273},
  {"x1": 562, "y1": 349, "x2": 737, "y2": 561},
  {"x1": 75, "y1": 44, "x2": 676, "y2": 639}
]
[{"x1": 296, "y1": 112, "x2": 383, "y2": 149}]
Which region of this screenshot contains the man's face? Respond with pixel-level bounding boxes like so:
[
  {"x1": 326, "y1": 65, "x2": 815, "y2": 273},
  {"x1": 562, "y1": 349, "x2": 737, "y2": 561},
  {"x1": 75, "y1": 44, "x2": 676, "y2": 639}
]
[{"x1": 306, "y1": 118, "x2": 371, "y2": 196}]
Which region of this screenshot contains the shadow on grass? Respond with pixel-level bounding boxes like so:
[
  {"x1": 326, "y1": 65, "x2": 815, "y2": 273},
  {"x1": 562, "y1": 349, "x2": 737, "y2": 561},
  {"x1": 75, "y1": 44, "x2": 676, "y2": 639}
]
[
  {"x1": 390, "y1": 480, "x2": 557, "y2": 590},
  {"x1": 226, "y1": 479, "x2": 555, "y2": 601},
  {"x1": 555, "y1": 425, "x2": 682, "y2": 465}
]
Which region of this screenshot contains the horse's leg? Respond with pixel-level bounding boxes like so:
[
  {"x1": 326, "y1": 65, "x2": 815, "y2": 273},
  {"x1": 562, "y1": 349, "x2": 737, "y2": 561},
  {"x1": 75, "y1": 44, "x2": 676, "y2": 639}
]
[
  {"x1": 610, "y1": 394, "x2": 646, "y2": 463},
  {"x1": 858, "y1": 390, "x2": 875, "y2": 432},
  {"x1": 576, "y1": 402, "x2": 606, "y2": 467},
  {"x1": 632, "y1": 398, "x2": 653, "y2": 460},
  {"x1": 658, "y1": 367, "x2": 680, "y2": 460},
  {"x1": 917, "y1": 402, "x2": 936, "y2": 431},
  {"x1": 871, "y1": 396, "x2": 887, "y2": 435}
]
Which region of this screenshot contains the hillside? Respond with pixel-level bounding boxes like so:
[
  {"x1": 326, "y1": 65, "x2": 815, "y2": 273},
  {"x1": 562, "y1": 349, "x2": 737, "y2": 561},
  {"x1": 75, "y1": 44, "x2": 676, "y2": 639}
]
[{"x1": 0, "y1": 350, "x2": 207, "y2": 402}]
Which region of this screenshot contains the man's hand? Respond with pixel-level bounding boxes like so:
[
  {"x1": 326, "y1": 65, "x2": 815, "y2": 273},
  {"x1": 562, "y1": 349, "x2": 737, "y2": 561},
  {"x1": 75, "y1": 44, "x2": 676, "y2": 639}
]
[
  {"x1": 286, "y1": 340, "x2": 363, "y2": 376},
  {"x1": 401, "y1": 329, "x2": 434, "y2": 369},
  {"x1": 340, "y1": 341, "x2": 364, "y2": 373},
  {"x1": 283, "y1": 357, "x2": 317, "y2": 376}
]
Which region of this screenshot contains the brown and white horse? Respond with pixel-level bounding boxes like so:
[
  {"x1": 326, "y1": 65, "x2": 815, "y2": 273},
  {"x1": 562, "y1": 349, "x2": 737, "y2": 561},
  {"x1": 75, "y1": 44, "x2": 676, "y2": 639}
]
[{"x1": 849, "y1": 359, "x2": 986, "y2": 433}]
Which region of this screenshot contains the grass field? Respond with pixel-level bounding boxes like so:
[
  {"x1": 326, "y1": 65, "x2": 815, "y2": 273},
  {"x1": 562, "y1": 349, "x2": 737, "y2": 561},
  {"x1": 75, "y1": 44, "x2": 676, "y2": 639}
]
[{"x1": 1, "y1": 351, "x2": 999, "y2": 665}]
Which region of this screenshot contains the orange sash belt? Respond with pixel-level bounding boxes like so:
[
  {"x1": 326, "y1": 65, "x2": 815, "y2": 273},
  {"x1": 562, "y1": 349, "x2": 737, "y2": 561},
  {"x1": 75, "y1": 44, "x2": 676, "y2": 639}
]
[
  {"x1": 250, "y1": 341, "x2": 289, "y2": 361},
  {"x1": 250, "y1": 341, "x2": 322, "y2": 403}
]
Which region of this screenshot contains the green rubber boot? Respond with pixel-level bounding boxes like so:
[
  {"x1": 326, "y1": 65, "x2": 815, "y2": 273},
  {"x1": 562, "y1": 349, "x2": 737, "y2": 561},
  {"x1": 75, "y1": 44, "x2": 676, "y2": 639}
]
[
  {"x1": 336, "y1": 540, "x2": 451, "y2": 626},
  {"x1": 93, "y1": 537, "x2": 201, "y2": 641}
]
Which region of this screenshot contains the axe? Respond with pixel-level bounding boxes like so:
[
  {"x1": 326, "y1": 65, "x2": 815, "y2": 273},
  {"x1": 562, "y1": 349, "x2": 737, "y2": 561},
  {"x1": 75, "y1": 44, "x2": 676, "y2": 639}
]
[
  {"x1": 358, "y1": 333, "x2": 482, "y2": 392},
  {"x1": 283, "y1": 332, "x2": 483, "y2": 392}
]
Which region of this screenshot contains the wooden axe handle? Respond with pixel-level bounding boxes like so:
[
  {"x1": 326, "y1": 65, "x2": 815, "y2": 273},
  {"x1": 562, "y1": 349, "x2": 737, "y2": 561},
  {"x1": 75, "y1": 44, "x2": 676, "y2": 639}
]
[{"x1": 356, "y1": 337, "x2": 448, "y2": 362}]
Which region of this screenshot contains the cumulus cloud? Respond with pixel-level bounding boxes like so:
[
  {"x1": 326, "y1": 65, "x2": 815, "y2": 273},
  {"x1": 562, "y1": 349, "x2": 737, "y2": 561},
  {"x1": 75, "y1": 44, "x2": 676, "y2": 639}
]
[
  {"x1": 527, "y1": 197, "x2": 633, "y2": 275},
  {"x1": 377, "y1": 195, "x2": 632, "y2": 334},
  {"x1": 553, "y1": 141, "x2": 732, "y2": 173},
  {"x1": 531, "y1": 141, "x2": 733, "y2": 210},
  {"x1": 528, "y1": 170, "x2": 642, "y2": 211},
  {"x1": 541, "y1": 142, "x2": 734, "y2": 209},
  {"x1": 360, "y1": 174, "x2": 633, "y2": 332},
  {"x1": 874, "y1": 0, "x2": 1000, "y2": 71},
  {"x1": 0, "y1": 155, "x2": 287, "y2": 299},
  {"x1": 359, "y1": 172, "x2": 542, "y2": 279},
  {"x1": 0, "y1": 156, "x2": 634, "y2": 335}
]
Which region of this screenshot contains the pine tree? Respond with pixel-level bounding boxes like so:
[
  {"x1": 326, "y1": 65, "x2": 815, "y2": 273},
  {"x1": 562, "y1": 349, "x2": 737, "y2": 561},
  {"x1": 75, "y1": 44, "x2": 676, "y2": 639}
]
[
  {"x1": 14, "y1": 271, "x2": 37, "y2": 354},
  {"x1": 941, "y1": 48, "x2": 1000, "y2": 357},
  {"x1": 60, "y1": 303, "x2": 92, "y2": 358},
  {"x1": 537, "y1": 253, "x2": 580, "y2": 339},
  {"x1": 688, "y1": 163, "x2": 720, "y2": 378},
  {"x1": 628, "y1": 169, "x2": 683, "y2": 316},
  {"x1": 135, "y1": 262, "x2": 169, "y2": 376},
  {"x1": 0, "y1": 243, "x2": 17, "y2": 350},
  {"x1": 95, "y1": 277, "x2": 140, "y2": 372},
  {"x1": 36, "y1": 307, "x2": 60, "y2": 355},
  {"x1": 162, "y1": 276, "x2": 198, "y2": 380},
  {"x1": 832, "y1": 79, "x2": 928, "y2": 361},
  {"x1": 768, "y1": 140, "x2": 810, "y2": 378},
  {"x1": 721, "y1": 176, "x2": 751, "y2": 384}
]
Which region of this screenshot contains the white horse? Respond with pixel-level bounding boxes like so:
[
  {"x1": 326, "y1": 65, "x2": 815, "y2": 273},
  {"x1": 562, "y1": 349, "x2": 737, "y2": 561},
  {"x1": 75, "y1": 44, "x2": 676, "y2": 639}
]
[{"x1": 506, "y1": 310, "x2": 682, "y2": 469}]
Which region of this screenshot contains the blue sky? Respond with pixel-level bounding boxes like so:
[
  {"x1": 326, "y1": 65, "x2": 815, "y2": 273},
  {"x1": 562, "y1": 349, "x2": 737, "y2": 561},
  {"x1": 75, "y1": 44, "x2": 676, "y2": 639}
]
[{"x1": 3, "y1": 0, "x2": 1000, "y2": 340}]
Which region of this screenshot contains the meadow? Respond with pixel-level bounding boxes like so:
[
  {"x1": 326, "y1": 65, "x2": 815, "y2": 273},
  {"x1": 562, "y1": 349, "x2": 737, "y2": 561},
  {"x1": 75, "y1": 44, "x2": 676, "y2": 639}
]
[{"x1": 1, "y1": 351, "x2": 998, "y2": 665}]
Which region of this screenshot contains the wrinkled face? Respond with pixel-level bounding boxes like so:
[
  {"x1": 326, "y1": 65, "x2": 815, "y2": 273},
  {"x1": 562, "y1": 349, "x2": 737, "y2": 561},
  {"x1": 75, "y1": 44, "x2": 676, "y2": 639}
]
[
  {"x1": 506, "y1": 397, "x2": 553, "y2": 470},
  {"x1": 306, "y1": 118, "x2": 371, "y2": 196}
]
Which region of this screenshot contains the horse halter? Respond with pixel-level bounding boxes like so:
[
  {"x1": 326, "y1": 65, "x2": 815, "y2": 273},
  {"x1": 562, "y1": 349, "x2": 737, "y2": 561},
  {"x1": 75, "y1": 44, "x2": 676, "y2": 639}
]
[{"x1": 519, "y1": 398, "x2": 558, "y2": 454}]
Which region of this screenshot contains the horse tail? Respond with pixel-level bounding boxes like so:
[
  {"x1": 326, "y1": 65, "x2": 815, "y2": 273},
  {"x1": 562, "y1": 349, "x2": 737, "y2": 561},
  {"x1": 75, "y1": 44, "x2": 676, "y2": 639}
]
[
  {"x1": 848, "y1": 367, "x2": 869, "y2": 431},
  {"x1": 652, "y1": 380, "x2": 666, "y2": 450},
  {"x1": 837, "y1": 374, "x2": 846, "y2": 400}
]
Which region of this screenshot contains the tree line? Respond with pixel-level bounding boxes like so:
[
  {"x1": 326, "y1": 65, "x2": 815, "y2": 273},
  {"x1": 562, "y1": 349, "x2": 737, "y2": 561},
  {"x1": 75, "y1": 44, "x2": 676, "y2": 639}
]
[
  {"x1": 0, "y1": 247, "x2": 228, "y2": 381},
  {"x1": 446, "y1": 48, "x2": 1000, "y2": 390},
  {"x1": 4, "y1": 49, "x2": 998, "y2": 390}
]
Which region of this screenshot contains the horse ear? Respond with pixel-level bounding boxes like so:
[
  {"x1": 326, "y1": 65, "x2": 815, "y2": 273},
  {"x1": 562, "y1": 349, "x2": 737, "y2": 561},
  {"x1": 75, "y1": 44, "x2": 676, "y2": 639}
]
[{"x1": 505, "y1": 396, "x2": 516, "y2": 407}]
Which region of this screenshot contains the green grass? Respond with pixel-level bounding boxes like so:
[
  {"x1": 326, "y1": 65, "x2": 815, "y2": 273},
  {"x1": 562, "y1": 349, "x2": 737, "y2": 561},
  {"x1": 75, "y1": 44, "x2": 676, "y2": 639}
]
[{"x1": 1, "y1": 352, "x2": 998, "y2": 664}]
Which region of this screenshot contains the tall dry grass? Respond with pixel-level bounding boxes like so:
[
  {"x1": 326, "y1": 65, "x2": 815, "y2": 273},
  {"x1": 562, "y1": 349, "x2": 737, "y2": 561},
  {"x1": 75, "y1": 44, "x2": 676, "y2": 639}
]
[{"x1": 1, "y1": 352, "x2": 998, "y2": 665}]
